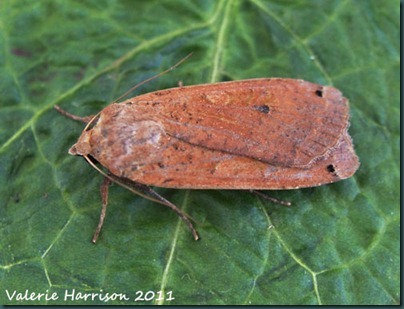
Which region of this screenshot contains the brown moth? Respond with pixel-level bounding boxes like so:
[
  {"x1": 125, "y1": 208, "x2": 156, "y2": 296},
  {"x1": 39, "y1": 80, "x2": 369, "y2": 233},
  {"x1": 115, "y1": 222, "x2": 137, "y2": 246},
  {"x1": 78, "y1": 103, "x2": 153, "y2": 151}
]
[{"x1": 57, "y1": 78, "x2": 359, "y2": 242}]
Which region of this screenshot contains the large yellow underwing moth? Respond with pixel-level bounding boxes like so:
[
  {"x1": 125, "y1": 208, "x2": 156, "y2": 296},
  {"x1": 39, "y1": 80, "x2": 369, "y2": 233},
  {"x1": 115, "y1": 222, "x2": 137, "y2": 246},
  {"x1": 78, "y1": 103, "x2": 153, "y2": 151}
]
[{"x1": 56, "y1": 75, "x2": 359, "y2": 242}]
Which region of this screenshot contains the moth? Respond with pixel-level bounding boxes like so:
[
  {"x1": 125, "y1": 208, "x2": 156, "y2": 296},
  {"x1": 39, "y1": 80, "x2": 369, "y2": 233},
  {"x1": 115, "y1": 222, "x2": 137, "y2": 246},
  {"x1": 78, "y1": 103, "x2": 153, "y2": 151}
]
[{"x1": 56, "y1": 77, "x2": 359, "y2": 242}]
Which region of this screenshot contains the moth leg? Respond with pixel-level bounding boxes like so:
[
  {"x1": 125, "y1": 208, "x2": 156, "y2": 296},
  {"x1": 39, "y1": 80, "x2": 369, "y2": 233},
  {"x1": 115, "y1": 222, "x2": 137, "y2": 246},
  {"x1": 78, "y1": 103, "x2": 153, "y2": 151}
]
[
  {"x1": 92, "y1": 177, "x2": 112, "y2": 243},
  {"x1": 54, "y1": 105, "x2": 95, "y2": 124},
  {"x1": 250, "y1": 190, "x2": 291, "y2": 207}
]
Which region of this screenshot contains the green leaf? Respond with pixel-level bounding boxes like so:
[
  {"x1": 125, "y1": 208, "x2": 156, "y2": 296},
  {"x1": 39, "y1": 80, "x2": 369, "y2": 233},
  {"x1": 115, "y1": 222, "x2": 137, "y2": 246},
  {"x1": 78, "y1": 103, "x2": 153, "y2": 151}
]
[{"x1": 0, "y1": 0, "x2": 399, "y2": 305}]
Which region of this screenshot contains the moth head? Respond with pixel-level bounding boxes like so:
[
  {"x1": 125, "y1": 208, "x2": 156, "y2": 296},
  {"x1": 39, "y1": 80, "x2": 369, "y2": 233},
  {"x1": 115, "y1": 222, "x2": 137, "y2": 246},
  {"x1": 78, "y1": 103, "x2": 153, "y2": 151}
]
[
  {"x1": 69, "y1": 130, "x2": 92, "y2": 156},
  {"x1": 69, "y1": 113, "x2": 101, "y2": 156}
]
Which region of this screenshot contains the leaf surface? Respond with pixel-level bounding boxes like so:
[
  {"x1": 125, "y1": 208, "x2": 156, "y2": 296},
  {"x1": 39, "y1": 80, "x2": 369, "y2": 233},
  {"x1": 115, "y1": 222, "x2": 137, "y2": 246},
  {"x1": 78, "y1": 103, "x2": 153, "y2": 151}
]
[{"x1": 0, "y1": 0, "x2": 399, "y2": 305}]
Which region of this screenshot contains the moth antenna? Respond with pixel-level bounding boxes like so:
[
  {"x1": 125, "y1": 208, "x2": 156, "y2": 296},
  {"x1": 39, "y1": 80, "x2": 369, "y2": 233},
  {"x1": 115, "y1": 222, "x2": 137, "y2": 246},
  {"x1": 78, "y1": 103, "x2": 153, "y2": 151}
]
[
  {"x1": 82, "y1": 112, "x2": 102, "y2": 132},
  {"x1": 112, "y1": 52, "x2": 193, "y2": 103},
  {"x1": 83, "y1": 155, "x2": 167, "y2": 204},
  {"x1": 81, "y1": 54, "x2": 194, "y2": 135},
  {"x1": 83, "y1": 155, "x2": 199, "y2": 240}
]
